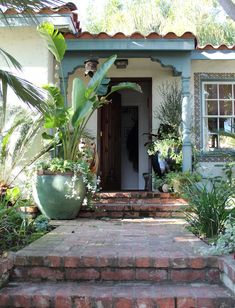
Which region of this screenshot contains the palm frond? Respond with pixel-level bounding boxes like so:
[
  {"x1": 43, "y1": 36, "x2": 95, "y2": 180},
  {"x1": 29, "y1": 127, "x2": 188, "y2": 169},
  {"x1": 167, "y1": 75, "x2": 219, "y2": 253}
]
[
  {"x1": 0, "y1": 0, "x2": 63, "y2": 11},
  {"x1": 0, "y1": 48, "x2": 22, "y2": 70},
  {"x1": 0, "y1": 69, "x2": 48, "y2": 113}
]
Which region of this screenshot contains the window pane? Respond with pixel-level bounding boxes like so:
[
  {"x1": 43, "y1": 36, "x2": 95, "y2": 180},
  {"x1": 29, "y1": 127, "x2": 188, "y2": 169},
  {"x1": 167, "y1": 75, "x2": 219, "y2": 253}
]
[
  {"x1": 208, "y1": 118, "x2": 217, "y2": 132},
  {"x1": 219, "y1": 84, "x2": 232, "y2": 99},
  {"x1": 204, "y1": 84, "x2": 217, "y2": 99},
  {"x1": 219, "y1": 118, "x2": 232, "y2": 132},
  {"x1": 219, "y1": 101, "x2": 232, "y2": 115},
  {"x1": 206, "y1": 100, "x2": 218, "y2": 115}
]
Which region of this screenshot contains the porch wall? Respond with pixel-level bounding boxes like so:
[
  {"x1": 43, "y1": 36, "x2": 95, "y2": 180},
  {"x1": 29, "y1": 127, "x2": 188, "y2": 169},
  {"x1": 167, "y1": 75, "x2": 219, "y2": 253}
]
[
  {"x1": 191, "y1": 60, "x2": 235, "y2": 178},
  {"x1": 0, "y1": 27, "x2": 54, "y2": 87},
  {"x1": 0, "y1": 27, "x2": 53, "y2": 185}
]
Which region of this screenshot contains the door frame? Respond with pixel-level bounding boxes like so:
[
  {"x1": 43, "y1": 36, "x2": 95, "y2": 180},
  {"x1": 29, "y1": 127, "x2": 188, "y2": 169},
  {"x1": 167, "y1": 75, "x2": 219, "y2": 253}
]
[{"x1": 97, "y1": 77, "x2": 153, "y2": 190}]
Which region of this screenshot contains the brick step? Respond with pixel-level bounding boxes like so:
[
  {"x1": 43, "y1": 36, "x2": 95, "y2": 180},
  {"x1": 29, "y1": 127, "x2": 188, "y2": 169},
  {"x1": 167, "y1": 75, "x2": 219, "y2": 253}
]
[
  {"x1": 82, "y1": 193, "x2": 188, "y2": 219},
  {"x1": 94, "y1": 191, "x2": 174, "y2": 199},
  {"x1": 0, "y1": 281, "x2": 234, "y2": 307},
  {"x1": 79, "y1": 202, "x2": 186, "y2": 218},
  {"x1": 12, "y1": 254, "x2": 220, "y2": 283}
]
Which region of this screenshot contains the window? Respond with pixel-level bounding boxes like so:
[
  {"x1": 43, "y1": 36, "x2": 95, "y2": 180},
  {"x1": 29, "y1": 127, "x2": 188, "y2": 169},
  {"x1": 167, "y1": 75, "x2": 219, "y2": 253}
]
[{"x1": 202, "y1": 82, "x2": 235, "y2": 151}]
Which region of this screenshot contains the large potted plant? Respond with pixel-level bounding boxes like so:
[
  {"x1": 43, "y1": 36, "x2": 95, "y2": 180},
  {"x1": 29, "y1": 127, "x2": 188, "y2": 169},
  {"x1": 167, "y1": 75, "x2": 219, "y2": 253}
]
[{"x1": 32, "y1": 22, "x2": 141, "y2": 219}]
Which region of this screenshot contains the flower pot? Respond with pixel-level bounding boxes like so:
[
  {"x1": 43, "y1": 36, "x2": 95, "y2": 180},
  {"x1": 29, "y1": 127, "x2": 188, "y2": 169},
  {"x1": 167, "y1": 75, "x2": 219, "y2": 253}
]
[{"x1": 32, "y1": 173, "x2": 86, "y2": 220}]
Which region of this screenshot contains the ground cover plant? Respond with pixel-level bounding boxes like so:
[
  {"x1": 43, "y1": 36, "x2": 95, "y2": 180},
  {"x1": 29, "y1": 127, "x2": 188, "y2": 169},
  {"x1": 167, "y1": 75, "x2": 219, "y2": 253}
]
[
  {"x1": 182, "y1": 177, "x2": 235, "y2": 239},
  {"x1": 0, "y1": 187, "x2": 51, "y2": 256}
]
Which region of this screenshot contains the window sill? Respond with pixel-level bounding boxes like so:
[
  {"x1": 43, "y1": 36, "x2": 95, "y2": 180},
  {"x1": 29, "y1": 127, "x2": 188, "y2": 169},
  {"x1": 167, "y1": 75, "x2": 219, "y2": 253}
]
[{"x1": 196, "y1": 149, "x2": 235, "y2": 162}]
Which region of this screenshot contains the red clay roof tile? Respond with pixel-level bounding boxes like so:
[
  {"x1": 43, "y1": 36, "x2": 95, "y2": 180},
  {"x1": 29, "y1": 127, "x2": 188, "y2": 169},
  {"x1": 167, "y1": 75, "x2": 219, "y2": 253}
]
[{"x1": 3, "y1": 6, "x2": 235, "y2": 50}]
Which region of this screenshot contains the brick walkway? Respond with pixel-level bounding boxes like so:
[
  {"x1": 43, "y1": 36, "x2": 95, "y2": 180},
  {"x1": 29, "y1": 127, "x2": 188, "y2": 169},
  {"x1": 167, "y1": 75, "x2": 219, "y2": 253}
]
[{"x1": 1, "y1": 218, "x2": 235, "y2": 307}]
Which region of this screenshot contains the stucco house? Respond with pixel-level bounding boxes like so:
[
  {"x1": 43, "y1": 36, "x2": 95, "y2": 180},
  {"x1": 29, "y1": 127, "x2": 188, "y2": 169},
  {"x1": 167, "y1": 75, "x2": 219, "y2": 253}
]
[{"x1": 1, "y1": 3, "x2": 235, "y2": 191}]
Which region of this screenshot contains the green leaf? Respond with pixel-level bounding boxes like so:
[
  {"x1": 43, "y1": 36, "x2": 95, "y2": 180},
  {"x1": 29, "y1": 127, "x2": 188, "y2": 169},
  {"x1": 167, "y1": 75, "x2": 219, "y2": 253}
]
[
  {"x1": 43, "y1": 84, "x2": 64, "y2": 108},
  {"x1": 44, "y1": 108, "x2": 69, "y2": 129},
  {"x1": 1, "y1": 117, "x2": 25, "y2": 162},
  {"x1": 97, "y1": 77, "x2": 111, "y2": 96},
  {"x1": 72, "y1": 78, "x2": 86, "y2": 112},
  {"x1": 0, "y1": 69, "x2": 47, "y2": 114},
  {"x1": 71, "y1": 100, "x2": 93, "y2": 127},
  {"x1": 37, "y1": 22, "x2": 66, "y2": 62},
  {"x1": 1, "y1": 79, "x2": 7, "y2": 128},
  {"x1": 42, "y1": 132, "x2": 54, "y2": 140},
  {"x1": 86, "y1": 55, "x2": 117, "y2": 97},
  {"x1": 0, "y1": 48, "x2": 22, "y2": 71},
  {"x1": 107, "y1": 82, "x2": 142, "y2": 97}
]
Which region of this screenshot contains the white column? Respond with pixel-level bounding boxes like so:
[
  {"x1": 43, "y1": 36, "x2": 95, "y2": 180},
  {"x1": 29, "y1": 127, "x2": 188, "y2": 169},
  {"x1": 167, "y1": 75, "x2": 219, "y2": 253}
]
[{"x1": 181, "y1": 76, "x2": 192, "y2": 171}]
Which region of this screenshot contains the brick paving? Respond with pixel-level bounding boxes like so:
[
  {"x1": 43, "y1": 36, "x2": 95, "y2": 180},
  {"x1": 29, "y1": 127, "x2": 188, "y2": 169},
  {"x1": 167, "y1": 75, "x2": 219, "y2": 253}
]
[{"x1": 1, "y1": 218, "x2": 235, "y2": 307}]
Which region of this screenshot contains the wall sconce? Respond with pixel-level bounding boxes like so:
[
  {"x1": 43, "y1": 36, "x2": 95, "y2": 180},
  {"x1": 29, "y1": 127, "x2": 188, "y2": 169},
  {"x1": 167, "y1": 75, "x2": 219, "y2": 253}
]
[
  {"x1": 84, "y1": 59, "x2": 99, "y2": 77},
  {"x1": 114, "y1": 59, "x2": 128, "y2": 69}
]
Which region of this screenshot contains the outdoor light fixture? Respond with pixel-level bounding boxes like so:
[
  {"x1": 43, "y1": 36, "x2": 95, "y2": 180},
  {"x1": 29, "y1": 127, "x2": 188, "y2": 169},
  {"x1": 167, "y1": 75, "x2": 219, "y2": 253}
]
[
  {"x1": 114, "y1": 59, "x2": 128, "y2": 69},
  {"x1": 84, "y1": 59, "x2": 99, "y2": 77}
]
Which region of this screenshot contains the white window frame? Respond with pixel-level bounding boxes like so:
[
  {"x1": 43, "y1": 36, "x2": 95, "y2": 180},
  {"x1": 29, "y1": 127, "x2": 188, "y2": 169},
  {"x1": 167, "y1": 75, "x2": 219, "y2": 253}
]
[{"x1": 202, "y1": 81, "x2": 235, "y2": 151}]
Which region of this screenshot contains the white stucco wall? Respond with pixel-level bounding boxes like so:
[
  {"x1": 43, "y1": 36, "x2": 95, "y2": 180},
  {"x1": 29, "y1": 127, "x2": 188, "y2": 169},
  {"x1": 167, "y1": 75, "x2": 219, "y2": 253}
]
[
  {"x1": 0, "y1": 27, "x2": 53, "y2": 86},
  {"x1": 0, "y1": 26, "x2": 54, "y2": 187}
]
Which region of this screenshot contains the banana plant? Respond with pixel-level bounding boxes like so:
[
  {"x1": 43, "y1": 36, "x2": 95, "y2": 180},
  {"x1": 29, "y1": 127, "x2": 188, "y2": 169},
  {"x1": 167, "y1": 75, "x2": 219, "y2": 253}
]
[{"x1": 38, "y1": 22, "x2": 142, "y2": 162}]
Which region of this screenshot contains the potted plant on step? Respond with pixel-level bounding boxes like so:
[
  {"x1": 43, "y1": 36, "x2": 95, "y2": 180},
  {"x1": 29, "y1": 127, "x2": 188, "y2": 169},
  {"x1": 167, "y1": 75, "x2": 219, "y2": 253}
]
[{"x1": 32, "y1": 22, "x2": 141, "y2": 220}]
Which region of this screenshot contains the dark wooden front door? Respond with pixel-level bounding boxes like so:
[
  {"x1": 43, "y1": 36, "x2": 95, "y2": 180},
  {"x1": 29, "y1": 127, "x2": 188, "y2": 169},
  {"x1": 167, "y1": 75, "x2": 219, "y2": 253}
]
[{"x1": 100, "y1": 92, "x2": 121, "y2": 191}]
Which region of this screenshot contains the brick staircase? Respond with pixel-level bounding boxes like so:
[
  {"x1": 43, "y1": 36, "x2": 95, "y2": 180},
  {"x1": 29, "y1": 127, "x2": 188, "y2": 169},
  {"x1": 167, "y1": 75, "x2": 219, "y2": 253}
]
[
  {"x1": 0, "y1": 194, "x2": 235, "y2": 307},
  {"x1": 79, "y1": 191, "x2": 187, "y2": 219}
]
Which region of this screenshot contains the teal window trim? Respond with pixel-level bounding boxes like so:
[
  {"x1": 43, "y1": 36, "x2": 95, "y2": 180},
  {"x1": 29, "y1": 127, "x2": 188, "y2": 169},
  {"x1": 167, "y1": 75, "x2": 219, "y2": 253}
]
[{"x1": 194, "y1": 73, "x2": 235, "y2": 162}]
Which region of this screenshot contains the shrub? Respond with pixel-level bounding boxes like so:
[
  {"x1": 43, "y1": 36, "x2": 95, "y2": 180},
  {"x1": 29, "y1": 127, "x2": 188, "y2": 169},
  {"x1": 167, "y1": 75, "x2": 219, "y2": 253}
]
[
  {"x1": 182, "y1": 178, "x2": 235, "y2": 238},
  {"x1": 0, "y1": 188, "x2": 51, "y2": 256},
  {"x1": 201, "y1": 216, "x2": 235, "y2": 255}
]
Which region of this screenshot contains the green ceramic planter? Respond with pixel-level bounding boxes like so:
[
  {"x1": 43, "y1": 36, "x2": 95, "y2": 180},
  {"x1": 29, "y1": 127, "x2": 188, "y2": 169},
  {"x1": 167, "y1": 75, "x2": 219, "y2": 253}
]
[{"x1": 33, "y1": 173, "x2": 86, "y2": 220}]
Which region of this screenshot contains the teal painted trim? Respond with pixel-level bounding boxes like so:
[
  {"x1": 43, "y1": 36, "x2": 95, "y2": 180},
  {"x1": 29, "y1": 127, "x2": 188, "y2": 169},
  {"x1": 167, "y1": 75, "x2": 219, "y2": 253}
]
[
  {"x1": 62, "y1": 50, "x2": 192, "y2": 77},
  {"x1": 61, "y1": 54, "x2": 87, "y2": 77},
  {"x1": 151, "y1": 51, "x2": 191, "y2": 76},
  {"x1": 191, "y1": 50, "x2": 235, "y2": 60},
  {"x1": 66, "y1": 39, "x2": 195, "y2": 51}
]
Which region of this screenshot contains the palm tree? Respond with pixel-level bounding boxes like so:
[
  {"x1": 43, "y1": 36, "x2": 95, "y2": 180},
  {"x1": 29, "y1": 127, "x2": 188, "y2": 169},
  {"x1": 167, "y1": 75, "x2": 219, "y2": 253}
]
[{"x1": 0, "y1": 0, "x2": 64, "y2": 130}]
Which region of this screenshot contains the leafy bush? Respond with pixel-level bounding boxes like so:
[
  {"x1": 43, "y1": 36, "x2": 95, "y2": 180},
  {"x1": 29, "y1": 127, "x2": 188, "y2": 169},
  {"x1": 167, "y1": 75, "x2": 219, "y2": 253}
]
[
  {"x1": 152, "y1": 171, "x2": 201, "y2": 193},
  {"x1": 0, "y1": 188, "x2": 51, "y2": 256},
  {"x1": 182, "y1": 178, "x2": 235, "y2": 238},
  {"x1": 201, "y1": 216, "x2": 235, "y2": 255}
]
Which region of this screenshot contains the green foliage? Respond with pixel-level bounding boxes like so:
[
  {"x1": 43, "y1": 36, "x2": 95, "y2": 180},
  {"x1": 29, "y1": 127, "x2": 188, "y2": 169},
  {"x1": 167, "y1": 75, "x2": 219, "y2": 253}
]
[
  {"x1": 152, "y1": 171, "x2": 201, "y2": 193},
  {"x1": 85, "y1": 0, "x2": 235, "y2": 46},
  {"x1": 38, "y1": 22, "x2": 66, "y2": 63},
  {"x1": 37, "y1": 158, "x2": 89, "y2": 174},
  {"x1": 0, "y1": 188, "x2": 51, "y2": 255},
  {"x1": 182, "y1": 178, "x2": 235, "y2": 238},
  {"x1": 201, "y1": 215, "x2": 235, "y2": 255},
  {"x1": 147, "y1": 138, "x2": 183, "y2": 170},
  {"x1": 0, "y1": 110, "x2": 44, "y2": 186},
  {"x1": 165, "y1": 171, "x2": 202, "y2": 193},
  {"x1": 38, "y1": 22, "x2": 141, "y2": 163},
  {"x1": 155, "y1": 81, "x2": 182, "y2": 138}
]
